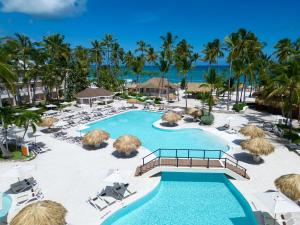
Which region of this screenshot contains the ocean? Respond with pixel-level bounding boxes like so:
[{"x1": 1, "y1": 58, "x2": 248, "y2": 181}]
[{"x1": 117, "y1": 65, "x2": 229, "y2": 83}]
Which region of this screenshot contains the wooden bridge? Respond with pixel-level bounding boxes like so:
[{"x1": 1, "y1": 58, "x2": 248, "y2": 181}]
[{"x1": 135, "y1": 149, "x2": 249, "y2": 180}]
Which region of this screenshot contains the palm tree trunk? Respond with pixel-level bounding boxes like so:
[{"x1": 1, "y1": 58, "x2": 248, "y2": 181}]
[
  {"x1": 289, "y1": 87, "x2": 293, "y2": 134},
  {"x1": 184, "y1": 73, "x2": 188, "y2": 110},
  {"x1": 243, "y1": 75, "x2": 247, "y2": 103},
  {"x1": 236, "y1": 77, "x2": 240, "y2": 104},
  {"x1": 227, "y1": 60, "x2": 232, "y2": 110}
]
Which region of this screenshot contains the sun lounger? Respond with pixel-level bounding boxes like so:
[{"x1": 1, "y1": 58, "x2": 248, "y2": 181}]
[
  {"x1": 113, "y1": 183, "x2": 137, "y2": 200},
  {"x1": 11, "y1": 178, "x2": 37, "y2": 193},
  {"x1": 16, "y1": 188, "x2": 43, "y2": 206},
  {"x1": 87, "y1": 196, "x2": 107, "y2": 211},
  {"x1": 97, "y1": 192, "x2": 116, "y2": 205}
]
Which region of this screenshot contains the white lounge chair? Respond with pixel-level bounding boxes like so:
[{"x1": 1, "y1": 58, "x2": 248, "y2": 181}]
[
  {"x1": 113, "y1": 183, "x2": 137, "y2": 200},
  {"x1": 16, "y1": 189, "x2": 43, "y2": 206},
  {"x1": 97, "y1": 190, "x2": 116, "y2": 205},
  {"x1": 87, "y1": 196, "x2": 107, "y2": 211}
]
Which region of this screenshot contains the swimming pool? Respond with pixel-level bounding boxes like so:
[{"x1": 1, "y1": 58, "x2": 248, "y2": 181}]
[
  {"x1": 102, "y1": 172, "x2": 257, "y2": 225},
  {"x1": 83, "y1": 110, "x2": 228, "y2": 156},
  {"x1": 0, "y1": 193, "x2": 12, "y2": 223}
]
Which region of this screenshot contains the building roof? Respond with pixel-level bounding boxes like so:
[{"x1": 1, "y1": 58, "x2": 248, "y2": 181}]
[
  {"x1": 138, "y1": 77, "x2": 176, "y2": 89},
  {"x1": 187, "y1": 83, "x2": 211, "y2": 93},
  {"x1": 76, "y1": 87, "x2": 114, "y2": 98}
]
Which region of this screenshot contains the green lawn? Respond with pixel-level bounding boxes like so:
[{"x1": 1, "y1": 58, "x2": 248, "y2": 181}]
[{"x1": 0, "y1": 145, "x2": 34, "y2": 161}]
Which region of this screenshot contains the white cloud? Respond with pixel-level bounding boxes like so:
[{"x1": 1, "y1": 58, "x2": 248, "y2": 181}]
[{"x1": 0, "y1": 0, "x2": 87, "y2": 17}]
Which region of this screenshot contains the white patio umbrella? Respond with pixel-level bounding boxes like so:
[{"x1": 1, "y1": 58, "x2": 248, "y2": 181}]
[
  {"x1": 256, "y1": 191, "x2": 300, "y2": 219},
  {"x1": 45, "y1": 104, "x2": 57, "y2": 109},
  {"x1": 103, "y1": 169, "x2": 126, "y2": 184},
  {"x1": 26, "y1": 107, "x2": 40, "y2": 112}
]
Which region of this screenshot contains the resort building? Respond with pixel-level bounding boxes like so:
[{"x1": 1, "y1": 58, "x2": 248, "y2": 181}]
[
  {"x1": 137, "y1": 77, "x2": 177, "y2": 98},
  {"x1": 75, "y1": 87, "x2": 115, "y2": 105}
]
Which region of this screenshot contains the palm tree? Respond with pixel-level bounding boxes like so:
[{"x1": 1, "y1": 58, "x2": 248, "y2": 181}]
[
  {"x1": 146, "y1": 47, "x2": 157, "y2": 65},
  {"x1": 0, "y1": 107, "x2": 15, "y2": 157},
  {"x1": 202, "y1": 39, "x2": 224, "y2": 69},
  {"x1": 274, "y1": 38, "x2": 295, "y2": 63},
  {"x1": 90, "y1": 40, "x2": 103, "y2": 80},
  {"x1": 131, "y1": 56, "x2": 145, "y2": 83},
  {"x1": 136, "y1": 40, "x2": 149, "y2": 57},
  {"x1": 174, "y1": 39, "x2": 197, "y2": 110},
  {"x1": 157, "y1": 51, "x2": 170, "y2": 97},
  {"x1": 15, "y1": 111, "x2": 41, "y2": 140}
]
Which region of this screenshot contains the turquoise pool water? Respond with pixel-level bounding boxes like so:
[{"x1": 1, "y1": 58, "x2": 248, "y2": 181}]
[
  {"x1": 0, "y1": 193, "x2": 12, "y2": 223},
  {"x1": 83, "y1": 110, "x2": 228, "y2": 157},
  {"x1": 102, "y1": 172, "x2": 257, "y2": 225}
]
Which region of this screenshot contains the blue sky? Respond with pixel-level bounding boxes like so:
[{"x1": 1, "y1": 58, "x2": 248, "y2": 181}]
[{"x1": 0, "y1": 0, "x2": 299, "y2": 64}]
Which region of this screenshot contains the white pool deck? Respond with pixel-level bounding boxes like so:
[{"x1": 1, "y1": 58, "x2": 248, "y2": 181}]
[{"x1": 1, "y1": 97, "x2": 300, "y2": 225}]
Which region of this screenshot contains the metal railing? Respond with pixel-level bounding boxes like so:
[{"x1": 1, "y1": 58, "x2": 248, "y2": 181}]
[{"x1": 141, "y1": 148, "x2": 248, "y2": 178}]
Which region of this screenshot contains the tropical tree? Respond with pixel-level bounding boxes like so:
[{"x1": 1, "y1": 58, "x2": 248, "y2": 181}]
[
  {"x1": 202, "y1": 39, "x2": 224, "y2": 69},
  {"x1": 90, "y1": 40, "x2": 103, "y2": 81},
  {"x1": 136, "y1": 40, "x2": 149, "y2": 57},
  {"x1": 174, "y1": 39, "x2": 197, "y2": 110},
  {"x1": 131, "y1": 56, "x2": 145, "y2": 83},
  {"x1": 15, "y1": 111, "x2": 41, "y2": 139},
  {"x1": 0, "y1": 107, "x2": 15, "y2": 157}
]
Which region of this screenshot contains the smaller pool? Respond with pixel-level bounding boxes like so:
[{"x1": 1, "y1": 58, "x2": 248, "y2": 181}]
[{"x1": 0, "y1": 193, "x2": 12, "y2": 223}]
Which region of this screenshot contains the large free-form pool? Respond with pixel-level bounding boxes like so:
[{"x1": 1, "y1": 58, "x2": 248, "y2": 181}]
[
  {"x1": 102, "y1": 172, "x2": 257, "y2": 225},
  {"x1": 82, "y1": 110, "x2": 228, "y2": 155}
]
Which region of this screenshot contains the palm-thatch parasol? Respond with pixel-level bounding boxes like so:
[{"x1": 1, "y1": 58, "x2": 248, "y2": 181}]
[
  {"x1": 239, "y1": 125, "x2": 265, "y2": 138},
  {"x1": 161, "y1": 111, "x2": 181, "y2": 125},
  {"x1": 82, "y1": 129, "x2": 110, "y2": 147},
  {"x1": 40, "y1": 117, "x2": 58, "y2": 129},
  {"x1": 240, "y1": 137, "x2": 274, "y2": 162},
  {"x1": 168, "y1": 93, "x2": 177, "y2": 101},
  {"x1": 127, "y1": 98, "x2": 140, "y2": 108},
  {"x1": 187, "y1": 108, "x2": 203, "y2": 118},
  {"x1": 275, "y1": 174, "x2": 300, "y2": 201},
  {"x1": 113, "y1": 135, "x2": 141, "y2": 156},
  {"x1": 10, "y1": 200, "x2": 67, "y2": 225}
]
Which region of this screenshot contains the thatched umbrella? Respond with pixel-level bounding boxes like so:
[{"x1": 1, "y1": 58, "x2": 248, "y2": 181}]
[
  {"x1": 127, "y1": 98, "x2": 140, "y2": 108},
  {"x1": 187, "y1": 108, "x2": 203, "y2": 118},
  {"x1": 113, "y1": 135, "x2": 141, "y2": 156},
  {"x1": 239, "y1": 125, "x2": 265, "y2": 138},
  {"x1": 82, "y1": 129, "x2": 110, "y2": 147},
  {"x1": 40, "y1": 117, "x2": 58, "y2": 129},
  {"x1": 168, "y1": 93, "x2": 177, "y2": 101},
  {"x1": 161, "y1": 111, "x2": 181, "y2": 125},
  {"x1": 241, "y1": 137, "x2": 274, "y2": 162},
  {"x1": 10, "y1": 200, "x2": 67, "y2": 225},
  {"x1": 275, "y1": 174, "x2": 300, "y2": 201}
]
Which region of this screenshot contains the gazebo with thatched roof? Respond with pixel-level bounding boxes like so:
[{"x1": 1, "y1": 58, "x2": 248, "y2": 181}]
[
  {"x1": 161, "y1": 111, "x2": 181, "y2": 126},
  {"x1": 275, "y1": 174, "x2": 300, "y2": 201},
  {"x1": 113, "y1": 135, "x2": 141, "y2": 156},
  {"x1": 240, "y1": 137, "x2": 274, "y2": 162},
  {"x1": 10, "y1": 200, "x2": 67, "y2": 225},
  {"x1": 82, "y1": 129, "x2": 110, "y2": 147},
  {"x1": 239, "y1": 125, "x2": 265, "y2": 138}
]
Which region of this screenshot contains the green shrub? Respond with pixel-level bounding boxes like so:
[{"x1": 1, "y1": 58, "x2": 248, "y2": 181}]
[
  {"x1": 120, "y1": 93, "x2": 129, "y2": 99},
  {"x1": 232, "y1": 103, "x2": 247, "y2": 112},
  {"x1": 201, "y1": 112, "x2": 214, "y2": 125}
]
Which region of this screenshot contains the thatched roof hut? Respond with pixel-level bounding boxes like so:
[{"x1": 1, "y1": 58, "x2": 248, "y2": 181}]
[
  {"x1": 113, "y1": 135, "x2": 141, "y2": 156},
  {"x1": 40, "y1": 117, "x2": 58, "y2": 129},
  {"x1": 239, "y1": 125, "x2": 265, "y2": 138},
  {"x1": 82, "y1": 129, "x2": 110, "y2": 146},
  {"x1": 10, "y1": 200, "x2": 67, "y2": 225},
  {"x1": 241, "y1": 138, "x2": 274, "y2": 161},
  {"x1": 162, "y1": 112, "x2": 181, "y2": 125},
  {"x1": 186, "y1": 83, "x2": 211, "y2": 93},
  {"x1": 275, "y1": 174, "x2": 300, "y2": 201}
]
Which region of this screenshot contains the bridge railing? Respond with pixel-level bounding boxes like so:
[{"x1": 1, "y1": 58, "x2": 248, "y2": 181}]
[{"x1": 141, "y1": 148, "x2": 247, "y2": 178}]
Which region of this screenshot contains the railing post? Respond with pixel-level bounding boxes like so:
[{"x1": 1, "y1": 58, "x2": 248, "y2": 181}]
[
  {"x1": 190, "y1": 158, "x2": 192, "y2": 167},
  {"x1": 244, "y1": 169, "x2": 247, "y2": 178},
  {"x1": 176, "y1": 149, "x2": 177, "y2": 158},
  {"x1": 207, "y1": 158, "x2": 210, "y2": 168},
  {"x1": 236, "y1": 160, "x2": 238, "y2": 167},
  {"x1": 176, "y1": 158, "x2": 178, "y2": 167},
  {"x1": 159, "y1": 148, "x2": 161, "y2": 157},
  {"x1": 219, "y1": 150, "x2": 221, "y2": 159},
  {"x1": 224, "y1": 158, "x2": 227, "y2": 168}
]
